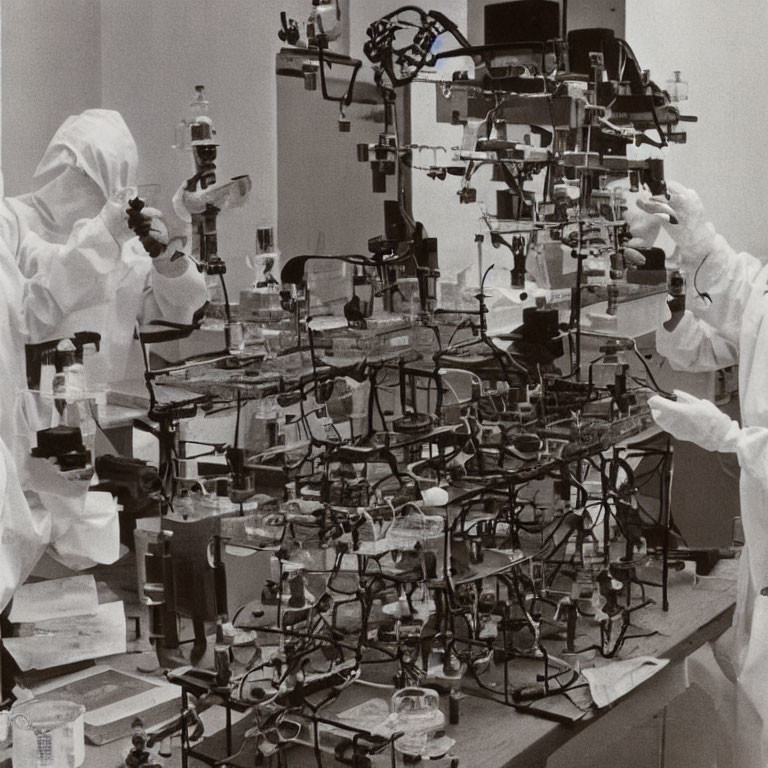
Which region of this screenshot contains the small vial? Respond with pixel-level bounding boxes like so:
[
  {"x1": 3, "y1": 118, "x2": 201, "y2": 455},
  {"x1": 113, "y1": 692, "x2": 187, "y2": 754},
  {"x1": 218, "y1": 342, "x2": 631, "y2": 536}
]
[
  {"x1": 668, "y1": 269, "x2": 686, "y2": 298},
  {"x1": 606, "y1": 282, "x2": 620, "y2": 316},
  {"x1": 227, "y1": 321, "x2": 245, "y2": 356},
  {"x1": 449, "y1": 687, "x2": 461, "y2": 724},
  {"x1": 39, "y1": 348, "x2": 56, "y2": 396},
  {"x1": 667, "y1": 269, "x2": 687, "y2": 314},
  {"x1": 666, "y1": 71, "x2": 688, "y2": 102}
]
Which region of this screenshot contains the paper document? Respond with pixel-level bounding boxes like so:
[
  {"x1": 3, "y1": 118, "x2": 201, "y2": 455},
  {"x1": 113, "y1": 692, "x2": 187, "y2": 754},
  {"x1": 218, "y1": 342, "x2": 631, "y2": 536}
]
[
  {"x1": 5, "y1": 601, "x2": 127, "y2": 671},
  {"x1": 30, "y1": 665, "x2": 179, "y2": 745},
  {"x1": 583, "y1": 656, "x2": 669, "y2": 708},
  {"x1": 8, "y1": 575, "x2": 99, "y2": 624}
]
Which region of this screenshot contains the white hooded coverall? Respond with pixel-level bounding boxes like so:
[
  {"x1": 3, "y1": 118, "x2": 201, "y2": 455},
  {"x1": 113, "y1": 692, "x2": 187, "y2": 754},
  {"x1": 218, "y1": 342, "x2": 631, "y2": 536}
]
[
  {"x1": 4, "y1": 109, "x2": 208, "y2": 385},
  {"x1": 0, "y1": 171, "x2": 137, "y2": 611},
  {"x1": 656, "y1": 233, "x2": 768, "y2": 763},
  {"x1": 0, "y1": 111, "x2": 208, "y2": 605}
]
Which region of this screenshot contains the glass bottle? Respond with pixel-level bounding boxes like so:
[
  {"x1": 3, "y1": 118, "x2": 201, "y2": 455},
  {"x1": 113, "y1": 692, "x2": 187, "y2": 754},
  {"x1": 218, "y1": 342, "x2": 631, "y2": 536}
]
[
  {"x1": 173, "y1": 85, "x2": 212, "y2": 150},
  {"x1": 666, "y1": 71, "x2": 688, "y2": 103}
]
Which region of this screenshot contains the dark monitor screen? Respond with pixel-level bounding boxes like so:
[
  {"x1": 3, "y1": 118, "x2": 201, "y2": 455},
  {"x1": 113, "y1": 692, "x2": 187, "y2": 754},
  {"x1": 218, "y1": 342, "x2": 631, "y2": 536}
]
[{"x1": 484, "y1": 1, "x2": 562, "y2": 45}]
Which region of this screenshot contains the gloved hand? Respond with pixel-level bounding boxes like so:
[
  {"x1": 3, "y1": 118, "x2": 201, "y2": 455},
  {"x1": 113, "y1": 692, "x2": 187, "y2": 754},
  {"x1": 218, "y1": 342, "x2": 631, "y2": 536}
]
[
  {"x1": 623, "y1": 190, "x2": 663, "y2": 248},
  {"x1": 126, "y1": 201, "x2": 171, "y2": 259},
  {"x1": 634, "y1": 181, "x2": 716, "y2": 265},
  {"x1": 648, "y1": 389, "x2": 740, "y2": 452},
  {"x1": 171, "y1": 183, "x2": 195, "y2": 224},
  {"x1": 126, "y1": 199, "x2": 188, "y2": 276},
  {"x1": 620, "y1": 190, "x2": 660, "y2": 267},
  {"x1": 99, "y1": 186, "x2": 138, "y2": 246},
  {"x1": 171, "y1": 176, "x2": 251, "y2": 224}
]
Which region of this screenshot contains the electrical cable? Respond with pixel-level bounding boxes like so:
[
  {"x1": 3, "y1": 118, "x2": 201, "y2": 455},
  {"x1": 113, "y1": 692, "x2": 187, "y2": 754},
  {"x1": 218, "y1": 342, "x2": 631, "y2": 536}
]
[
  {"x1": 630, "y1": 340, "x2": 675, "y2": 397},
  {"x1": 693, "y1": 251, "x2": 713, "y2": 304}
]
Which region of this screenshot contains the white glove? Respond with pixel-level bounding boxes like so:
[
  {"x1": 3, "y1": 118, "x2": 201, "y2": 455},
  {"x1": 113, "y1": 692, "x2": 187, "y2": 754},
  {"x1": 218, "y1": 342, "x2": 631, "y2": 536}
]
[
  {"x1": 172, "y1": 176, "x2": 252, "y2": 223},
  {"x1": 619, "y1": 190, "x2": 660, "y2": 267},
  {"x1": 99, "y1": 186, "x2": 138, "y2": 246},
  {"x1": 623, "y1": 190, "x2": 663, "y2": 248},
  {"x1": 648, "y1": 390, "x2": 740, "y2": 452},
  {"x1": 172, "y1": 183, "x2": 194, "y2": 224},
  {"x1": 635, "y1": 181, "x2": 716, "y2": 265},
  {"x1": 127, "y1": 204, "x2": 171, "y2": 256},
  {"x1": 127, "y1": 203, "x2": 188, "y2": 277}
]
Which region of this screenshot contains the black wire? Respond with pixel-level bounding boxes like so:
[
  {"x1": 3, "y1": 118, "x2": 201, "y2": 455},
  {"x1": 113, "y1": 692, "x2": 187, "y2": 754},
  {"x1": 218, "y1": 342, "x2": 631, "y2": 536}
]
[
  {"x1": 446, "y1": 318, "x2": 472, "y2": 348},
  {"x1": 234, "y1": 390, "x2": 242, "y2": 449},
  {"x1": 218, "y1": 272, "x2": 233, "y2": 324},
  {"x1": 631, "y1": 345, "x2": 675, "y2": 397},
  {"x1": 650, "y1": 102, "x2": 669, "y2": 149},
  {"x1": 693, "y1": 252, "x2": 713, "y2": 304}
]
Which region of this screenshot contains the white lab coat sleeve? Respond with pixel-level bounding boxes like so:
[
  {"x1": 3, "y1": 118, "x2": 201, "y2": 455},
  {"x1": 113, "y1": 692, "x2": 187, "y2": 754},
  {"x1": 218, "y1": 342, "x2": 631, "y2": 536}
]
[
  {"x1": 654, "y1": 234, "x2": 760, "y2": 371},
  {"x1": 19, "y1": 213, "x2": 124, "y2": 340},
  {"x1": 0, "y1": 202, "x2": 23, "y2": 269},
  {"x1": 733, "y1": 427, "x2": 768, "y2": 484},
  {"x1": 687, "y1": 234, "x2": 763, "y2": 344},
  {"x1": 138, "y1": 255, "x2": 208, "y2": 327},
  {"x1": 656, "y1": 311, "x2": 739, "y2": 372}
]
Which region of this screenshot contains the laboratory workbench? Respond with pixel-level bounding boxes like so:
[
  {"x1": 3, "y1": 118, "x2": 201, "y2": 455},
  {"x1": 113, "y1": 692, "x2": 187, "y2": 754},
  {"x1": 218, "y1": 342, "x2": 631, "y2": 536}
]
[
  {"x1": 98, "y1": 402, "x2": 148, "y2": 457},
  {"x1": 72, "y1": 559, "x2": 736, "y2": 768}
]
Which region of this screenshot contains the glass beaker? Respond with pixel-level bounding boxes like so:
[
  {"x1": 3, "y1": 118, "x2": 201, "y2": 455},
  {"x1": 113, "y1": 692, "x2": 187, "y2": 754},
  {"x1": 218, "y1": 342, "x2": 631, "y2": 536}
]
[{"x1": 12, "y1": 700, "x2": 86, "y2": 768}]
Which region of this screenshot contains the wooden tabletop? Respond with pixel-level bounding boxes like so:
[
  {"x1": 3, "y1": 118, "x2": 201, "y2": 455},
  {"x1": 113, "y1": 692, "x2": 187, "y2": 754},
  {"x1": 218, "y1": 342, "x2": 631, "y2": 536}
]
[
  {"x1": 98, "y1": 403, "x2": 147, "y2": 430},
  {"x1": 308, "y1": 564, "x2": 734, "y2": 768},
  {"x1": 69, "y1": 559, "x2": 736, "y2": 768}
]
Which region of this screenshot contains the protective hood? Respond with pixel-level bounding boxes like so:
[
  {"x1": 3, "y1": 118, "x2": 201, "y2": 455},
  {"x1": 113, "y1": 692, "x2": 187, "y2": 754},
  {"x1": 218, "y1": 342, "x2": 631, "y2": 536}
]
[
  {"x1": 34, "y1": 109, "x2": 138, "y2": 199},
  {"x1": 5, "y1": 110, "x2": 138, "y2": 248}
]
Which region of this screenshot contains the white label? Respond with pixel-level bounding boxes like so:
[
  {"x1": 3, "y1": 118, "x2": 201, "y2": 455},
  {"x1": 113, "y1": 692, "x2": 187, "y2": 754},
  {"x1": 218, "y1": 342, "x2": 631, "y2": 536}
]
[{"x1": 389, "y1": 335, "x2": 409, "y2": 347}]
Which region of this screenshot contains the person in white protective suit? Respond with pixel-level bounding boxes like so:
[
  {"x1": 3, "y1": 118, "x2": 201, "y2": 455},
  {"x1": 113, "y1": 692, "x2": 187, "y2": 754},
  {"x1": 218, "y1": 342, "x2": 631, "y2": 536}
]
[
  {"x1": 0, "y1": 168, "x2": 170, "y2": 611},
  {"x1": 626, "y1": 181, "x2": 768, "y2": 766},
  {"x1": 3, "y1": 109, "x2": 209, "y2": 385},
  {"x1": 0, "y1": 111, "x2": 207, "y2": 590}
]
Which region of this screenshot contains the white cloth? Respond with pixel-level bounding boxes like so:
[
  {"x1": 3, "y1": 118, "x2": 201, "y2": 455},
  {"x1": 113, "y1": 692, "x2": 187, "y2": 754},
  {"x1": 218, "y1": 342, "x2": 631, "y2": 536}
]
[
  {"x1": 34, "y1": 109, "x2": 137, "y2": 200},
  {"x1": 652, "y1": 231, "x2": 768, "y2": 762},
  {"x1": 686, "y1": 642, "x2": 764, "y2": 768},
  {"x1": 46, "y1": 491, "x2": 121, "y2": 571},
  {"x1": 0, "y1": 439, "x2": 47, "y2": 614},
  {"x1": 656, "y1": 309, "x2": 739, "y2": 373},
  {"x1": 582, "y1": 656, "x2": 669, "y2": 709},
  {"x1": 0, "y1": 202, "x2": 131, "y2": 448}
]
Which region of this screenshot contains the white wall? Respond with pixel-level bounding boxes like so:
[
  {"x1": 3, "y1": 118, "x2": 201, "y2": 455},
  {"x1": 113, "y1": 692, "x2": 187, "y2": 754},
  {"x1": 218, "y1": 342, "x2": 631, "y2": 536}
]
[
  {"x1": 97, "y1": 0, "x2": 464, "y2": 292},
  {"x1": 626, "y1": 0, "x2": 768, "y2": 257},
  {"x1": 2, "y1": 0, "x2": 102, "y2": 196},
  {"x1": 2, "y1": 0, "x2": 466, "y2": 290},
  {"x1": 4, "y1": 0, "x2": 327, "y2": 291},
  {"x1": 100, "y1": 0, "x2": 310, "y2": 293}
]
